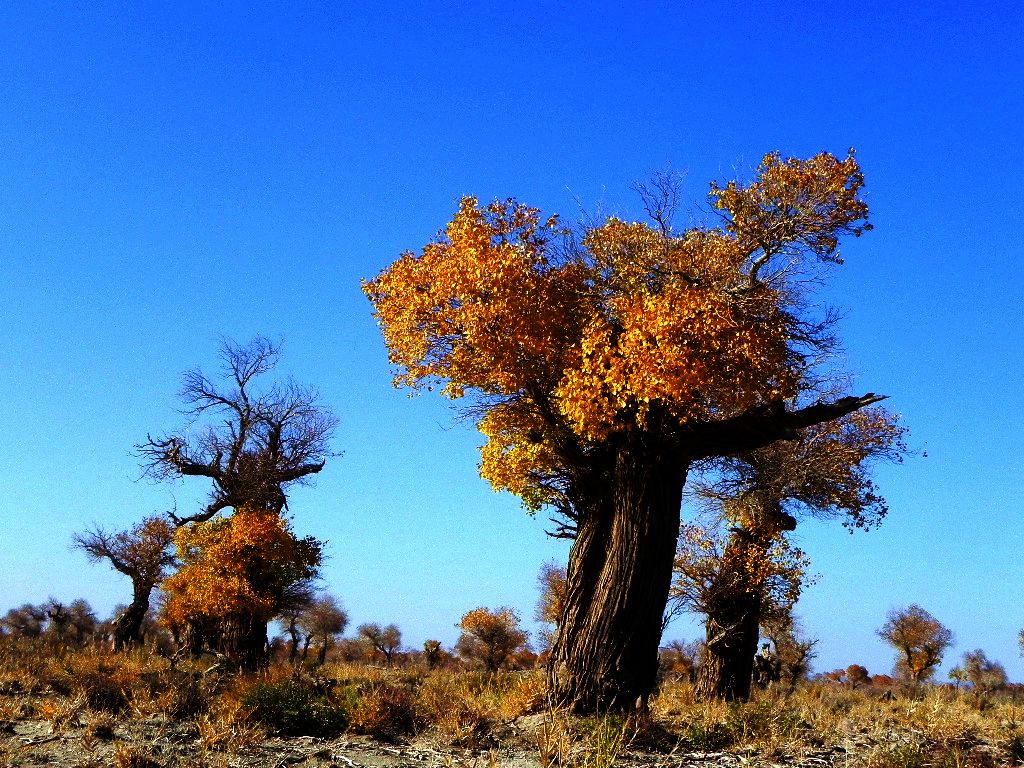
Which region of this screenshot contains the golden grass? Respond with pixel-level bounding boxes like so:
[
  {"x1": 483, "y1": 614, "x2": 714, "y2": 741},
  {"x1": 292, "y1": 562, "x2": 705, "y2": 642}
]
[{"x1": 3, "y1": 636, "x2": 1024, "y2": 767}]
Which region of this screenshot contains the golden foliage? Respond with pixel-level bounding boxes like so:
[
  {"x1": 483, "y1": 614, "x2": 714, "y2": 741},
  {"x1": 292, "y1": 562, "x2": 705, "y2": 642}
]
[
  {"x1": 672, "y1": 520, "x2": 811, "y2": 616},
  {"x1": 364, "y1": 152, "x2": 872, "y2": 507},
  {"x1": 456, "y1": 607, "x2": 530, "y2": 672},
  {"x1": 161, "y1": 506, "x2": 321, "y2": 628}
]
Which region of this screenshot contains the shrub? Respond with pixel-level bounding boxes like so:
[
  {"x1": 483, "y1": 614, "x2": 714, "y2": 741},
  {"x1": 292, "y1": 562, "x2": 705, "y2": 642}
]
[
  {"x1": 348, "y1": 683, "x2": 417, "y2": 740},
  {"x1": 240, "y1": 679, "x2": 349, "y2": 736}
]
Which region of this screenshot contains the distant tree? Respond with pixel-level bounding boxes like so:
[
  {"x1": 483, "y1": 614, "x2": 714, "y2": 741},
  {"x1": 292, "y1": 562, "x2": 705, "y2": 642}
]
[
  {"x1": 138, "y1": 337, "x2": 337, "y2": 526},
  {"x1": 878, "y1": 604, "x2": 953, "y2": 684},
  {"x1": 138, "y1": 338, "x2": 335, "y2": 668},
  {"x1": 1, "y1": 604, "x2": 47, "y2": 639},
  {"x1": 422, "y1": 639, "x2": 449, "y2": 669},
  {"x1": 298, "y1": 594, "x2": 349, "y2": 665},
  {"x1": 276, "y1": 580, "x2": 318, "y2": 664},
  {"x1": 365, "y1": 152, "x2": 889, "y2": 712},
  {"x1": 668, "y1": 517, "x2": 812, "y2": 697},
  {"x1": 44, "y1": 599, "x2": 97, "y2": 646},
  {"x1": 456, "y1": 607, "x2": 530, "y2": 672},
  {"x1": 763, "y1": 615, "x2": 818, "y2": 693},
  {"x1": 846, "y1": 664, "x2": 870, "y2": 689},
  {"x1": 72, "y1": 515, "x2": 176, "y2": 650},
  {"x1": 534, "y1": 562, "x2": 566, "y2": 652},
  {"x1": 161, "y1": 505, "x2": 323, "y2": 670},
  {"x1": 358, "y1": 623, "x2": 402, "y2": 667},
  {"x1": 659, "y1": 639, "x2": 702, "y2": 683},
  {"x1": 949, "y1": 665, "x2": 969, "y2": 690},
  {"x1": 951, "y1": 649, "x2": 1007, "y2": 694}
]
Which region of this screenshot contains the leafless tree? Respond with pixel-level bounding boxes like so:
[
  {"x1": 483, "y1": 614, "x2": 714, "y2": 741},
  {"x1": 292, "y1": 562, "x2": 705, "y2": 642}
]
[{"x1": 138, "y1": 337, "x2": 337, "y2": 526}]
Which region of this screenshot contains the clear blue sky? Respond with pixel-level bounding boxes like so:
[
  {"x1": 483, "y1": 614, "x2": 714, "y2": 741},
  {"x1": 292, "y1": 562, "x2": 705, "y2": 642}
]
[{"x1": 1, "y1": 1, "x2": 1022, "y2": 681}]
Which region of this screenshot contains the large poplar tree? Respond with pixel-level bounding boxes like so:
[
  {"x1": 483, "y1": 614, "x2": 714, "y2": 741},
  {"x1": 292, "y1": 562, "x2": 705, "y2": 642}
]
[{"x1": 365, "y1": 151, "x2": 888, "y2": 712}]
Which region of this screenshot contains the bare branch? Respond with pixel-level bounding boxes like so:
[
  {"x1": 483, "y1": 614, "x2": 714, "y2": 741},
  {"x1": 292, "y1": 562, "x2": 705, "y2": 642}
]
[{"x1": 138, "y1": 338, "x2": 337, "y2": 524}]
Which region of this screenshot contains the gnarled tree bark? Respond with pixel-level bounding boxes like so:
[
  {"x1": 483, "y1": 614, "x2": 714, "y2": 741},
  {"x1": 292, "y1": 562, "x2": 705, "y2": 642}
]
[{"x1": 547, "y1": 394, "x2": 884, "y2": 711}]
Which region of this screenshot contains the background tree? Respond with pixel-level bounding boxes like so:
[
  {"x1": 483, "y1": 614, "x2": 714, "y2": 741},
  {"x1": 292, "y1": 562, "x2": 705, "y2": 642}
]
[
  {"x1": 422, "y1": 639, "x2": 450, "y2": 669},
  {"x1": 762, "y1": 615, "x2": 818, "y2": 693},
  {"x1": 365, "y1": 151, "x2": 887, "y2": 712},
  {"x1": 1, "y1": 604, "x2": 47, "y2": 639},
  {"x1": 659, "y1": 639, "x2": 702, "y2": 684},
  {"x1": 138, "y1": 337, "x2": 337, "y2": 525},
  {"x1": 456, "y1": 607, "x2": 530, "y2": 672},
  {"x1": 846, "y1": 664, "x2": 870, "y2": 689},
  {"x1": 357, "y1": 623, "x2": 402, "y2": 667},
  {"x1": 160, "y1": 505, "x2": 323, "y2": 670},
  {"x1": 677, "y1": 406, "x2": 904, "y2": 701},
  {"x1": 43, "y1": 599, "x2": 97, "y2": 647},
  {"x1": 534, "y1": 562, "x2": 566, "y2": 652},
  {"x1": 878, "y1": 604, "x2": 953, "y2": 684},
  {"x1": 668, "y1": 517, "x2": 812, "y2": 696},
  {"x1": 72, "y1": 515, "x2": 176, "y2": 650},
  {"x1": 276, "y1": 580, "x2": 318, "y2": 664},
  {"x1": 950, "y1": 649, "x2": 1007, "y2": 695},
  {"x1": 298, "y1": 593, "x2": 349, "y2": 665},
  {"x1": 139, "y1": 338, "x2": 335, "y2": 667}
]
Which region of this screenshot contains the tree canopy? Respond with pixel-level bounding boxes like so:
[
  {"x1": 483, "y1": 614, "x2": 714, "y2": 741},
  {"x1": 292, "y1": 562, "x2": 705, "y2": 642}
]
[{"x1": 365, "y1": 151, "x2": 879, "y2": 525}]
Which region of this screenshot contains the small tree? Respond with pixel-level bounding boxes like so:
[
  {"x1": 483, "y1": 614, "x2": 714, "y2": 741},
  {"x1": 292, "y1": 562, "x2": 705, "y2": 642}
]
[
  {"x1": 72, "y1": 515, "x2": 176, "y2": 650},
  {"x1": 878, "y1": 604, "x2": 953, "y2": 684},
  {"x1": 762, "y1": 615, "x2": 818, "y2": 693},
  {"x1": 660, "y1": 639, "x2": 702, "y2": 683},
  {"x1": 277, "y1": 580, "x2": 318, "y2": 664},
  {"x1": 534, "y1": 562, "x2": 566, "y2": 652},
  {"x1": 422, "y1": 639, "x2": 449, "y2": 669},
  {"x1": 44, "y1": 599, "x2": 97, "y2": 646},
  {"x1": 161, "y1": 506, "x2": 323, "y2": 670},
  {"x1": 952, "y1": 649, "x2": 1007, "y2": 695},
  {"x1": 1, "y1": 604, "x2": 47, "y2": 639},
  {"x1": 846, "y1": 664, "x2": 870, "y2": 689},
  {"x1": 456, "y1": 607, "x2": 530, "y2": 672},
  {"x1": 298, "y1": 594, "x2": 349, "y2": 665},
  {"x1": 357, "y1": 623, "x2": 402, "y2": 667}
]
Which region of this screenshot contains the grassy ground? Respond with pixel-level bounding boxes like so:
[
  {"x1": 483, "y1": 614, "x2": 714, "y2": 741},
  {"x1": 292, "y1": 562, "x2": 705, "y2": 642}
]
[{"x1": 1, "y1": 638, "x2": 1023, "y2": 767}]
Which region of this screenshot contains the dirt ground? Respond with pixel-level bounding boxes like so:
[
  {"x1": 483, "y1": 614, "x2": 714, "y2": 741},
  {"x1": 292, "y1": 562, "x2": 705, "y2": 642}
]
[{"x1": 0, "y1": 711, "x2": 880, "y2": 768}]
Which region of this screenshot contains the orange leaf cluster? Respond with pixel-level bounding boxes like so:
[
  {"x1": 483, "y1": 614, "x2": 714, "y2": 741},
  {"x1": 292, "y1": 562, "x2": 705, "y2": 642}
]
[
  {"x1": 161, "y1": 506, "x2": 321, "y2": 628},
  {"x1": 364, "y1": 152, "x2": 871, "y2": 507}
]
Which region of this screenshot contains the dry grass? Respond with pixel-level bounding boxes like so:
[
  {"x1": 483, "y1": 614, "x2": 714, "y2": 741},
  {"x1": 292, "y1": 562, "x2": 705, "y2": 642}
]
[{"x1": 3, "y1": 636, "x2": 1024, "y2": 767}]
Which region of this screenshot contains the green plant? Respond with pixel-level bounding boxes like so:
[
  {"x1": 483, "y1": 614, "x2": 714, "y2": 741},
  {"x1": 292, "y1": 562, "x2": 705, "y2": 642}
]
[
  {"x1": 678, "y1": 720, "x2": 734, "y2": 751},
  {"x1": 239, "y1": 679, "x2": 348, "y2": 736}
]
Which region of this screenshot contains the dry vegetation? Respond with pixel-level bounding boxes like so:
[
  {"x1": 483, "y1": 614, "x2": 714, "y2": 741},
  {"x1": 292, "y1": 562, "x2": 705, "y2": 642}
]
[{"x1": 2, "y1": 637, "x2": 1023, "y2": 768}]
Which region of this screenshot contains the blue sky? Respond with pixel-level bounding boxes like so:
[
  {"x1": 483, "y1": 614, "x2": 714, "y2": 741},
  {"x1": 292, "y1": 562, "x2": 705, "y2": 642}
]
[{"x1": 1, "y1": 1, "x2": 1022, "y2": 680}]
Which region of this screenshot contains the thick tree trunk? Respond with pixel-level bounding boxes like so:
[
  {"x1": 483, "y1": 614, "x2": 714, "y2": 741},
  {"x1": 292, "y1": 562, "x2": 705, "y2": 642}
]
[
  {"x1": 219, "y1": 614, "x2": 269, "y2": 671},
  {"x1": 695, "y1": 589, "x2": 762, "y2": 701},
  {"x1": 111, "y1": 584, "x2": 153, "y2": 651},
  {"x1": 548, "y1": 442, "x2": 686, "y2": 712}
]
